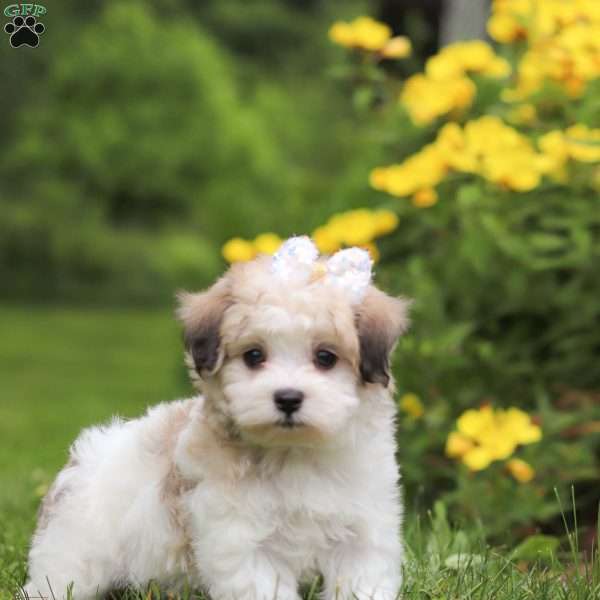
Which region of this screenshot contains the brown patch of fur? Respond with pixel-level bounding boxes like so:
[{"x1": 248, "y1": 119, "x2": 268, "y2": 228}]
[
  {"x1": 355, "y1": 287, "x2": 410, "y2": 386},
  {"x1": 157, "y1": 401, "x2": 197, "y2": 574}
]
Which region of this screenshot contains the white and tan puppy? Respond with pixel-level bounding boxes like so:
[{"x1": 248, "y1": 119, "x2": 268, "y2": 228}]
[{"x1": 24, "y1": 237, "x2": 409, "y2": 600}]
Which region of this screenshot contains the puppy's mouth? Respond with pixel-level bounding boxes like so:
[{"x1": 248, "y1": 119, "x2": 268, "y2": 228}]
[{"x1": 277, "y1": 417, "x2": 305, "y2": 429}]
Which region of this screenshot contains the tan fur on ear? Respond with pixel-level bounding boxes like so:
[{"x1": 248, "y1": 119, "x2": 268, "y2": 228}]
[
  {"x1": 355, "y1": 287, "x2": 411, "y2": 386},
  {"x1": 176, "y1": 276, "x2": 233, "y2": 376}
]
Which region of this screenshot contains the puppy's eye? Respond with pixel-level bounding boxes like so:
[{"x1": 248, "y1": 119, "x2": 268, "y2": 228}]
[
  {"x1": 315, "y1": 349, "x2": 337, "y2": 370},
  {"x1": 243, "y1": 348, "x2": 266, "y2": 369}
]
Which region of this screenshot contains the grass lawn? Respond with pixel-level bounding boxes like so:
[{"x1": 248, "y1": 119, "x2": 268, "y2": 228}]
[{"x1": 0, "y1": 306, "x2": 598, "y2": 599}]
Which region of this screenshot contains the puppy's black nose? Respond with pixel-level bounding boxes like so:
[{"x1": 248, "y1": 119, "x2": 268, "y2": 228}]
[{"x1": 274, "y1": 388, "x2": 304, "y2": 416}]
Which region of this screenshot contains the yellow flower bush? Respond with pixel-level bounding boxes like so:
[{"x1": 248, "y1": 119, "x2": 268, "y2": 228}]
[
  {"x1": 446, "y1": 406, "x2": 541, "y2": 472},
  {"x1": 222, "y1": 208, "x2": 399, "y2": 263},
  {"x1": 401, "y1": 40, "x2": 510, "y2": 125},
  {"x1": 488, "y1": 0, "x2": 600, "y2": 99}
]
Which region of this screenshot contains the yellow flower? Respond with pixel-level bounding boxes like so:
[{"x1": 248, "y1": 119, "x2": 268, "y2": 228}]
[
  {"x1": 448, "y1": 405, "x2": 542, "y2": 471},
  {"x1": 329, "y1": 209, "x2": 378, "y2": 246},
  {"x1": 538, "y1": 130, "x2": 569, "y2": 174},
  {"x1": 328, "y1": 22, "x2": 355, "y2": 48},
  {"x1": 399, "y1": 393, "x2": 424, "y2": 419},
  {"x1": 425, "y1": 40, "x2": 511, "y2": 80},
  {"x1": 535, "y1": 124, "x2": 600, "y2": 183},
  {"x1": 373, "y1": 209, "x2": 399, "y2": 235},
  {"x1": 437, "y1": 122, "x2": 478, "y2": 172},
  {"x1": 351, "y1": 16, "x2": 392, "y2": 51},
  {"x1": 564, "y1": 125, "x2": 600, "y2": 163},
  {"x1": 503, "y1": 408, "x2": 542, "y2": 444},
  {"x1": 313, "y1": 208, "x2": 399, "y2": 256},
  {"x1": 253, "y1": 233, "x2": 282, "y2": 255},
  {"x1": 506, "y1": 458, "x2": 535, "y2": 483},
  {"x1": 222, "y1": 238, "x2": 256, "y2": 263},
  {"x1": 400, "y1": 39, "x2": 509, "y2": 125},
  {"x1": 369, "y1": 167, "x2": 389, "y2": 191},
  {"x1": 462, "y1": 447, "x2": 493, "y2": 471},
  {"x1": 487, "y1": 13, "x2": 526, "y2": 43},
  {"x1": 380, "y1": 36, "x2": 412, "y2": 59},
  {"x1": 485, "y1": 57, "x2": 512, "y2": 78},
  {"x1": 480, "y1": 429, "x2": 517, "y2": 461},
  {"x1": 328, "y1": 16, "x2": 391, "y2": 52},
  {"x1": 401, "y1": 74, "x2": 476, "y2": 125},
  {"x1": 457, "y1": 406, "x2": 494, "y2": 439},
  {"x1": 312, "y1": 225, "x2": 341, "y2": 255},
  {"x1": 374, "y1": 147, "x2": 446, "y2": 199},
  {"x1": 483, "y1": 152, "x2": 542, "y2": 191},
  {"x1": 451, "y1": 76, "x2": 477, "y2": 109},
  {"x1": 445, "y1": 432, "x2": 474, "y2": 458},
  {"x1": 412, "y1": 187, "x2": 438, "y2": 208}
]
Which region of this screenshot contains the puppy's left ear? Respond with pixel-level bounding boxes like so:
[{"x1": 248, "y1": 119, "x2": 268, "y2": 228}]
[
  {"x1": 176, "y1": 277, "x2": 232, "y2": 376},
  {"x1": 355, "y1": 287, "x2": 410, "y2": 387}
]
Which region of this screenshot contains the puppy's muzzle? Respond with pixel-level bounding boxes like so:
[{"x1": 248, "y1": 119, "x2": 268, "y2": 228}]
[{"x1": 274, "y1": 388, "x2": 304, "y2": 417}]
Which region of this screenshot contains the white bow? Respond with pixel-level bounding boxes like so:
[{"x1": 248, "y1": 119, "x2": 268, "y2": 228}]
[{"x1": 271, "y1": 236, "x2": 372, "y2": 304}]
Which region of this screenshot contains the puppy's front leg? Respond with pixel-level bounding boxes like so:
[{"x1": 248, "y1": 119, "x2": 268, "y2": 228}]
[
  {"x1": 192, "y1": 517, "x2": 300, "y2": 600},
  {"x1": 321, "y1": 541, "x2": 403, "y2": 600},
  {"x1": 200, "y1": 554, "x2": 299, "y2": 600}
]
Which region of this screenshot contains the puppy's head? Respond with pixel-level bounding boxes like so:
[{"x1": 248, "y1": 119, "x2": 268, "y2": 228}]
[{"x1": 177, "y1": 254, "x2": 409, "y2": 447}]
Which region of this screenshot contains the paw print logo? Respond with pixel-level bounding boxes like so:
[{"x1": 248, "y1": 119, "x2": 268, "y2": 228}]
[{"x1": 4, "y1": 15, "x2": 45, "y2": 48}]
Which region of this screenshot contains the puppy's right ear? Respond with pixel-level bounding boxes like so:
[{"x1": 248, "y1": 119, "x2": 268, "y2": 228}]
[{"x1": 176, "y1": 277, "x2": 232, "y2": 376}]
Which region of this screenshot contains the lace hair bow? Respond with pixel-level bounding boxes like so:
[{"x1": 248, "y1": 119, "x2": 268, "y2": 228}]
[{"x1": 271, "y1": 236, "x2": 372, "y2": 304}]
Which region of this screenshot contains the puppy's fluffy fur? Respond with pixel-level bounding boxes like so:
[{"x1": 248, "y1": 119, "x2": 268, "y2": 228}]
[{"x1": 25, "y1": 256, "x2": 409, "y2": 600}]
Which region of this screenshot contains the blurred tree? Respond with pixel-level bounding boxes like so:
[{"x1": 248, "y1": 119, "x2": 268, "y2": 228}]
[{"x1": 6, "y1": 2, "x2": 285, "y2": 232}]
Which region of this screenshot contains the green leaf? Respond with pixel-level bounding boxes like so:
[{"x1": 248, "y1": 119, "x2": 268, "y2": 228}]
[
  {"x1": 527, "y1": 233, "x2": 567, "y2": 251},
  {"x1": 511, "y1": 535, "x2": 559, "y2": 561},
  {"x1": 456, "y1": 183, "x2": 481, "y2": 208}
]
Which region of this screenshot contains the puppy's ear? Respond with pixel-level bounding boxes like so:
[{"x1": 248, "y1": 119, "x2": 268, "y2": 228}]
[
  {"x1": 355, "y1": 287, "x2": 410, "y2": 387},
  {"x1": 176, "y1": 277, "x2": 232, "y2": 376}
]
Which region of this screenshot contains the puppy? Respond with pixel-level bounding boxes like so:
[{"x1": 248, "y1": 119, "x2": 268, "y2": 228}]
[{"x1": 24, "y1": 238, "x2": 409, "y2": 600}]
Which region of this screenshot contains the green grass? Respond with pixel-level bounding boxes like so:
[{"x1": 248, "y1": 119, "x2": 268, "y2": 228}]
[{"x1": 1, "y1": 306, "x2": 598, "y2": 599}]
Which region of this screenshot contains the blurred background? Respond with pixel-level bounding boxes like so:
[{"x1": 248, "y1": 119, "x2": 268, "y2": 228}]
[{"x1": 1, "y1": 0, "x2": 599, "y2": 590}]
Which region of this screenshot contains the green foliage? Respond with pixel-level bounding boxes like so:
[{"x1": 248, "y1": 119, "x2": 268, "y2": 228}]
[
  {"x1": 0, "y1": 0, "x2": 381, "y2": 303},
  {"x1": 6, "y1": 2, "x2": 287, "y2": 230}
]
